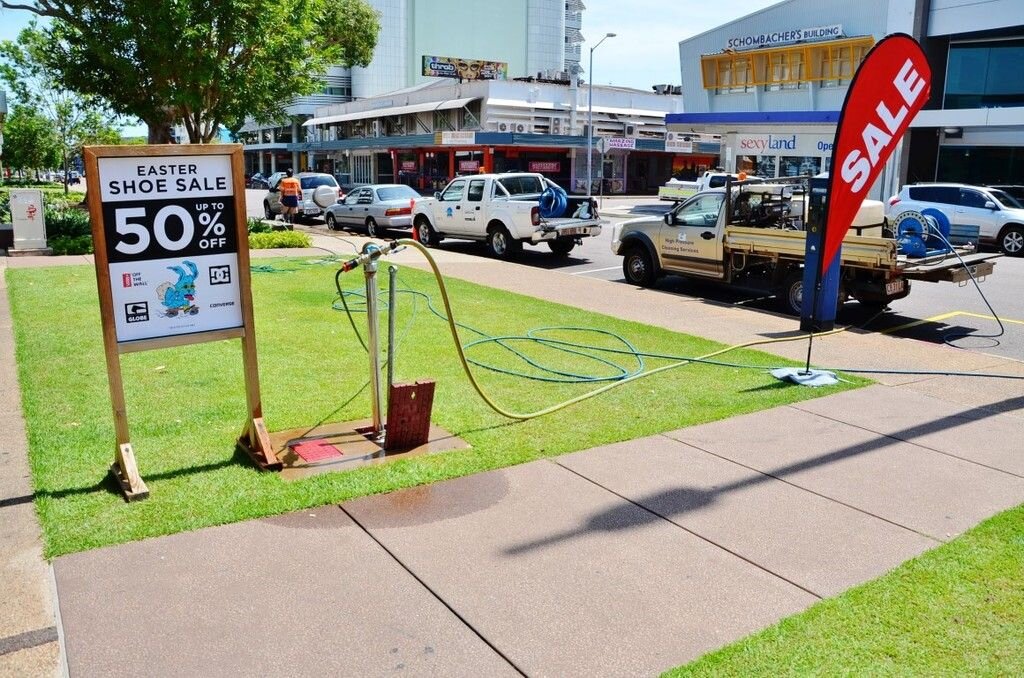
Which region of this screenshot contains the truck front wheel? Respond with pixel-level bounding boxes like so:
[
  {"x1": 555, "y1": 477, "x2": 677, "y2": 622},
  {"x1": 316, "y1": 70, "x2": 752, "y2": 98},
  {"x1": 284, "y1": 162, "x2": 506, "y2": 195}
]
[
  {"x1": 487, "y1": 225, "x2": 521, "y2": 259},
  {"x1": 622, "y1": 246, "x2": 657, "y2": 287},
  {"x1": 415, "y1": 217, "x2": 440, "y2": 247}
]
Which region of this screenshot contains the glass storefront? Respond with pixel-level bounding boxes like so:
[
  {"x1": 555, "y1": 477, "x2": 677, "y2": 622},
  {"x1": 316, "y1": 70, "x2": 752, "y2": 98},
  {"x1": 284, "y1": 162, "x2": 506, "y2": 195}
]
[
  {"x1": 936, "y1": 146, "x2": 1024, "y2": 185},
  {"x1": 945, "y1": 38, "x2": 1024, "y2": 109}
]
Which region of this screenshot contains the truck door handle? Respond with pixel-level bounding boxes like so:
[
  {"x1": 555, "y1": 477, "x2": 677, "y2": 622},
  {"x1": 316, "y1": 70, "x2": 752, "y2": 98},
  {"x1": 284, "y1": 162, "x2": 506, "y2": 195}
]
[
  {"x1": 456, "y1": 205, "x2": 461, "y2": 210},
  {"x1": 475, "y1": 206, "x2": 481, "y2": 211},
  {"x1": 701, "y1": 231, "x2": 715, "y2": 240}
]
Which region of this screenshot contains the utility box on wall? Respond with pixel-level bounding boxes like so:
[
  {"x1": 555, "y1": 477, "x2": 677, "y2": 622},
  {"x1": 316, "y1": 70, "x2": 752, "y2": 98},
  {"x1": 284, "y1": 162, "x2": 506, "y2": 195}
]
[{"x1": 8, "y1": 189, "x2": 50, "y2": 255}]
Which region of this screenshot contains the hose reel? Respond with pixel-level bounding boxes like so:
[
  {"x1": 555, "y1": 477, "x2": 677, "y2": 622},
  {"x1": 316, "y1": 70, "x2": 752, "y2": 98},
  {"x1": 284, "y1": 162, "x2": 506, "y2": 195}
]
[{"x1": 894, "y1": 208, "x2": 952, "y2": 258}]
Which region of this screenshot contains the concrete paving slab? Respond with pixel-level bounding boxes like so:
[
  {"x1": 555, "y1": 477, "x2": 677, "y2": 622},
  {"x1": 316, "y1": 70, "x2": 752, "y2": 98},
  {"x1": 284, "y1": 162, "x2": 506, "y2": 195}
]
[
  {"x1": 0, "y1": 640, "x2": 59, "y2": 678},
  {"x1": 557, "y1": 436, "x2": 938, "y2": 598},
  {"x1": 793, "y1": 384, "x2": 1024, "y2": 476},
  {"x1": 664, "y1": 405, "x2": 1024, "y2": 541},
  {"x1": 894, "y1": 360, "x2": 1024, "y2": 419},
  {"x1": 54, "y1": 508, "x2": 516, "y2": 678},
  {"x1": 344, "y1": 461, "x2": 816, "y2": 677}
]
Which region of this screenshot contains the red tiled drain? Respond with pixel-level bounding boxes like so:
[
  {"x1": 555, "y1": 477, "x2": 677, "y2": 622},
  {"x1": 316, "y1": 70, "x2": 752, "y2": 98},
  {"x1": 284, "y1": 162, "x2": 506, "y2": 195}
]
[{"x1": 290, "y1": 440, "x2": 343, "y2": 462}]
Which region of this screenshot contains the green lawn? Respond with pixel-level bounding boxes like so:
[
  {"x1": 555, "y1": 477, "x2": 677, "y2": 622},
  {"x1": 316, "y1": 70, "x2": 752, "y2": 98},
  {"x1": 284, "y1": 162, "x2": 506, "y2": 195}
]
[
  {"x1": 666, "y1": 503, "x2": 1024, "y2": 676},
  {"x1": 7, "y1": 259, "x2": 864, "y2": 557}
]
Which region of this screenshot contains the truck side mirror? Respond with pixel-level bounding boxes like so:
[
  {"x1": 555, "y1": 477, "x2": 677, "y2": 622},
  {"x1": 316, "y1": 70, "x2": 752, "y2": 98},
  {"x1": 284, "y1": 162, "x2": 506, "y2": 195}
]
[
  {"x1": 434, "y1": 191, "x2": 442, "y2": 200},
  {"x1": 663, "y1": 213, "x2": 674, "y2": 226}
]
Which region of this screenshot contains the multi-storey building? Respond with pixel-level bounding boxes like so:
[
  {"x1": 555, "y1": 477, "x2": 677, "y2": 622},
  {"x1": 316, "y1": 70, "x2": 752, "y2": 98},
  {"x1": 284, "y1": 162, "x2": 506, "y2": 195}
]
[{"x1": 242, "y1": 0, "x2": 587, "y2": 175}]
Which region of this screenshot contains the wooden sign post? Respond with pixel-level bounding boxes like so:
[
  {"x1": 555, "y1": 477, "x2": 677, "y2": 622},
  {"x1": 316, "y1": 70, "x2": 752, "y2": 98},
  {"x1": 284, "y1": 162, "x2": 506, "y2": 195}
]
[{"x1": 84, "y1": 144, "x2": 278, "y2": 501}]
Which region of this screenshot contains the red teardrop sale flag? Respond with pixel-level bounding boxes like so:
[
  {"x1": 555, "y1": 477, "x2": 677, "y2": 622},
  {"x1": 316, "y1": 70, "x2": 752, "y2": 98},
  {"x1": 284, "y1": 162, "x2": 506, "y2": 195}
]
[{"x1": 820, "y1": 33, "x2": 931, "y2": 274}]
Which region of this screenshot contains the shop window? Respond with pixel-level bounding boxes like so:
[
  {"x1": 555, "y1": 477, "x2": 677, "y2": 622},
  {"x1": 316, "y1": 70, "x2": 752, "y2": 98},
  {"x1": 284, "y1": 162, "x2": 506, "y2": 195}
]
[
  {"x1": 779, "y1": 156, "x2": 821, "y2": 177},
  {"x1": 945, "y1": 39, "x2": 1024, "y2": 109}
]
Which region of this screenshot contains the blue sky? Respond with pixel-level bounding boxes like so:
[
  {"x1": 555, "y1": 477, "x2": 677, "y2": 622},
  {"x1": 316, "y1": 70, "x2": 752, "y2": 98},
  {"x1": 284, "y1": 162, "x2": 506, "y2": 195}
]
[{"x1": 1, "y1": 0, "x2": 786, "y2": 133}]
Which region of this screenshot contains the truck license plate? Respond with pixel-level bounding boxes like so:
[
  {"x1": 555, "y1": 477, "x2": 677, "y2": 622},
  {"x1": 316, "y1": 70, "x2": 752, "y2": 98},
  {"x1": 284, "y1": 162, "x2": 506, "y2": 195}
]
[
  {"x1": 560, "y1": 227, "x2": 584, "y2": 236},
  {"x1": 885, "y1": 279, "x2": 905, "y2": 295}
]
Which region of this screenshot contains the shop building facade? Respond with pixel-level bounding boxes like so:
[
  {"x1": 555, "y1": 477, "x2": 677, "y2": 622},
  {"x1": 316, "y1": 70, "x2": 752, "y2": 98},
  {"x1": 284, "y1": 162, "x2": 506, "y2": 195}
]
[
  {"x1": 668, "y1": 0, "x2": 918, "y2": 198},
  {"x1": 905, "y1": 0, "x2": 1024, "y2": 185},
  {"x1": 240, "y1": 0, "x2": 585, "y2": 174},
  {"x1": 293, "y1": 78, "x2": 704, "y2": 195},
  {"x1": 668, "y1": 0, "x2": 1024, "y2": 196}
]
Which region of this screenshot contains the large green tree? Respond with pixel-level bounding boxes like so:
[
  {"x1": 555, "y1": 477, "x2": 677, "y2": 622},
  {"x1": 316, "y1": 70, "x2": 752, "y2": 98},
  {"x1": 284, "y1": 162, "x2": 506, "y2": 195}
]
[
  {"x1": 3, "y1": 103, "x2": 60, "y2": 175},
  {"x1": 0, "y1": 0, "x2": 380, "y2": 143},
  {"x1": 1, "y1": 23, "x2": 122, "y2": 192}
]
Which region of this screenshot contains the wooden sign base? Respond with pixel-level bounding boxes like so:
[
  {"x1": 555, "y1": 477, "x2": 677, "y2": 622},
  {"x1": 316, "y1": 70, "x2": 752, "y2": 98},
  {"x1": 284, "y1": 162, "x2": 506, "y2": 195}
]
[
  {"x1": 237, "y1": 416, "x2": 282, "y2": 471},
  {"x1": 110, "y1": 443, "x2": 149, "y2": 501}
]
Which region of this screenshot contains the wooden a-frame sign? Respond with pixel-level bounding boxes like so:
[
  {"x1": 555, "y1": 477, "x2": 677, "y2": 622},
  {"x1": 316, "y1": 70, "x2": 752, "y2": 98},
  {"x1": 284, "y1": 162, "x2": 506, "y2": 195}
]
[{"x1": 85, "y1": 144, "x2": 279, "y2": 501}]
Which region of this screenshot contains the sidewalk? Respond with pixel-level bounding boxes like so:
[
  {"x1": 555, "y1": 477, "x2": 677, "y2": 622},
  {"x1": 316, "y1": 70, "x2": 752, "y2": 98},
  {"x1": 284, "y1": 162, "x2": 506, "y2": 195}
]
[{"x1": 3, "y1": 246, "x2": 1023, "y2": 676}]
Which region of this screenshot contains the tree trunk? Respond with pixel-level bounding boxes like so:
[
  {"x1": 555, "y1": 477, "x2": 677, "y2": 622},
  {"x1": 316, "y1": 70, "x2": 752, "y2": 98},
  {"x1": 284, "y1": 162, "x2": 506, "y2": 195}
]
[
  {"x1": 63, "y1": 151, "x2": 69, "y2": 196},
  {"x1": 147, "y1": 120, "x2": 176, "y2": 144}
]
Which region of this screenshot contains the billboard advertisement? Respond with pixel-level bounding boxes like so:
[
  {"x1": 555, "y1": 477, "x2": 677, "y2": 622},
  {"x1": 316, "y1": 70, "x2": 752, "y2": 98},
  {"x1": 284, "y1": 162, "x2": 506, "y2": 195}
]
[{"x1": 422, "y1": 55, "x2": 508, "y2": 81}]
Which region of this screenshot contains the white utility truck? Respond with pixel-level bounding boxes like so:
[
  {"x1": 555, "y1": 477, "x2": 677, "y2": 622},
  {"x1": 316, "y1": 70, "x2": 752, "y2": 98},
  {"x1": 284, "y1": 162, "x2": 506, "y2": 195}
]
[
  {"x1": 412, "y1": 173, "x2": 603, "y2": 258},
  {"x1": 614, "y1": 178, "x2": 1000, "y2": 314},
  {"x1": 658, "y1": 171, "x2": 759, "y2": 202}
]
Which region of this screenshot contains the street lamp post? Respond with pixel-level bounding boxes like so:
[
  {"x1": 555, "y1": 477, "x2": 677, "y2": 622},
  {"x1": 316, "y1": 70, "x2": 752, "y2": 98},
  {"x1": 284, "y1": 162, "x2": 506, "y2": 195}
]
[{"x1": 586, "y1": 32, "x2": 615, "y2": 198}]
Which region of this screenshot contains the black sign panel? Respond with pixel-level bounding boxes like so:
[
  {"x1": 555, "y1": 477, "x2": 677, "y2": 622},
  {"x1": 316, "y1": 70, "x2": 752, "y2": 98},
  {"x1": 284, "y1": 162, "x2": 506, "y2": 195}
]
[{"x1": 101, "y1": 197, "x2": 239, "y2": 264}]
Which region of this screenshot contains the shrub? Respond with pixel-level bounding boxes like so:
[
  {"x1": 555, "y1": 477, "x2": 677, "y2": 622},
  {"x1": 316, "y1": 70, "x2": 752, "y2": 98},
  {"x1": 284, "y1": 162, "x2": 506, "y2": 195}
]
[
  {"x1": 45, "y1": 207, "x2": 92, "y2": 239},
  {"x1": 248, "y1": 231, "x2": 312, "y2": 249},
  {"x1": 50, "y1": 235, "x2": 94, "y2": 256},
  {"x1": 247, "y1": 216, "x2": 272, "y2": 234}
]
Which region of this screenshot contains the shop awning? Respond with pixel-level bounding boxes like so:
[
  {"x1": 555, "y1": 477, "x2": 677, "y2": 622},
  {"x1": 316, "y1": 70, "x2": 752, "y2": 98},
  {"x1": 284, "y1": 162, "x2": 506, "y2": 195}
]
[
  {"x1": 487, "y1": 98, "x2": 669, "y2": 118},
  {"x1": 303, "y1": 97, "x2": 478, "y2": 126}
]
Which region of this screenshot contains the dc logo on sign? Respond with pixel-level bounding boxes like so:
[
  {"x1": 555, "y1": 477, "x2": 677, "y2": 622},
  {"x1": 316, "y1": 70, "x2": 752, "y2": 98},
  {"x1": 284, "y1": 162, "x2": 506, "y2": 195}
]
[
  {"x1": 125, "y1": 301, "x2": 150, "y2": 323},
  {"x1": 209, "y1": 265, "x2": 231, "y2": 285}
]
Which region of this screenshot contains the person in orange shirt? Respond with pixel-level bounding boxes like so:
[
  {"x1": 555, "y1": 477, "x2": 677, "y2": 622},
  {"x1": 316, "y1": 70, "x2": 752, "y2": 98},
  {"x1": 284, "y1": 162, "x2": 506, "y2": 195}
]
[{"x1": 278, "y1": 168, "x2": 302, "y2": 226}]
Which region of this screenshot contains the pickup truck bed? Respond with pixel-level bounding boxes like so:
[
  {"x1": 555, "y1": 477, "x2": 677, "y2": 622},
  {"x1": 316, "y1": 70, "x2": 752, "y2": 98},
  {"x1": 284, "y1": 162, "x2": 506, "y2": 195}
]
[{"x1": 724, "y1": 226, "x2": 999, "y2": 282}]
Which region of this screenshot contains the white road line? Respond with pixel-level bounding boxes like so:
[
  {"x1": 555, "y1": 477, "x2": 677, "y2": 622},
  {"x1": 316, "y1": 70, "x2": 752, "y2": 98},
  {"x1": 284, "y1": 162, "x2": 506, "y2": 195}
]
[{"x1": 569, "y1": 266, "x2": 621, "y2": 276}]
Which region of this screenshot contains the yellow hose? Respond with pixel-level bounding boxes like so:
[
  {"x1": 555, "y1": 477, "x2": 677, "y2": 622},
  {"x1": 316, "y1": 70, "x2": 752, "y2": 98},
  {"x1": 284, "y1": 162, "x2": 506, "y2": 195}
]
[{"x1": 395, "y1": 238, "x2": 854, "y2": 421}]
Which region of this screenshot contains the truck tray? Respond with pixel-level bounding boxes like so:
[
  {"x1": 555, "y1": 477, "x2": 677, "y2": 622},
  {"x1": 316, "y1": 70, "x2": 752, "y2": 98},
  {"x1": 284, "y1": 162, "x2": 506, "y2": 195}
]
[{"x1": 899, "y1": 251, "x2": 1000, "y2": 283}]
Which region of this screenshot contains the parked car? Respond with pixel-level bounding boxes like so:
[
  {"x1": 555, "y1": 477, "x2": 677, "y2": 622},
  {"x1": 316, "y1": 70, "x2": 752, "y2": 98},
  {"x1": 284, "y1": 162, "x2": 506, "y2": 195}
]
[
  {"x1": 324, "y1": 184, "x2": 419, "y2": 237},
  {"x1": 885, "y1": 183, "x2": 1024, "y2": 256},
  {"x1": 248, "y1": 172, "x2": 270, "y2": 189},
  {"x1": 263, "y1": 172, "x2": 341, "y2": 221}
]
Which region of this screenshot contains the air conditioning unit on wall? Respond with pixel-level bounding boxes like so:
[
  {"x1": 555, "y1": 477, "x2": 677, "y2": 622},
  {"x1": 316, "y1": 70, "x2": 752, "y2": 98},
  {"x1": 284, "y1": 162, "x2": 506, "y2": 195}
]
[
  {"x1": 497, "y1": 121, "x2": 511, "y2": 132},
  {"x1": 551, "y1": 117, "x2": 562, "y2": 134},
  {"x1": 515, "y1": 122, "x2": 530, "y2": 133},
  {"x1": 624, "y1": 124, "x2": 638, "y2": 137}
]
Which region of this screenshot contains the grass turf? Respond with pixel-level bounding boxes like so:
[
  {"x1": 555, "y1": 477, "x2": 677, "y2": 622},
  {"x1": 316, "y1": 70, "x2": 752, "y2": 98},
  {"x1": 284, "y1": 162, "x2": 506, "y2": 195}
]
[
  {"x1": 665, "y1": 503, "x2": 1024, "y2": 676},
  {"x1": 7, "y1": 258, "x2": 865, "y2": 557}
]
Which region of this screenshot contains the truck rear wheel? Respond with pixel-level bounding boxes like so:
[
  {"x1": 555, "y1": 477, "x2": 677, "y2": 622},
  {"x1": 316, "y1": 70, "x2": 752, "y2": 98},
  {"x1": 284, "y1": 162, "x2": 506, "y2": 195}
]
[
  {"x1": 622, "y1": 246, "x2": 657, "y2": 287},
  {"x1": 548, "y1": 238, "x2": 576, "y2": 257},
  {"x1": 777, "y1": 272, "x2": 804, "y2": 315},
  {"x1": 487, "y1": 225, "x2": 521, "y2": 259}
]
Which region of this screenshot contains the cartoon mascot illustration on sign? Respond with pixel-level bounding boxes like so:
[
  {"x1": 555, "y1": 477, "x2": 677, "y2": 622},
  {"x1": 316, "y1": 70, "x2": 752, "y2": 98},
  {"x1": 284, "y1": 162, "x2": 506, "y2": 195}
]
[{"x1": 156, "y1": 260, "x2": 200, "y2": 317}]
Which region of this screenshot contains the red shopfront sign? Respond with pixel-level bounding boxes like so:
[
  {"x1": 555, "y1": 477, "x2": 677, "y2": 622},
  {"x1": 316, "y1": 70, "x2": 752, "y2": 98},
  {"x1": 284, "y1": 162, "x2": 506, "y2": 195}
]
[
  {"x1": 459, "y1": 160, "x2": 480, "y2": 172},
  {"x1": 400, "y1": 160, "x2": 417, "y2": 171},
  {"x1": 528, "y1": 161, "x2": 561, "y2": 173}
]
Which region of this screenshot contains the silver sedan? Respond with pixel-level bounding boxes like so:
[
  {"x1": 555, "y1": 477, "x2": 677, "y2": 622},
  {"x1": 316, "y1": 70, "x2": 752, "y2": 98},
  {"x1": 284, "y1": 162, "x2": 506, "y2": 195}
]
[{"x1": 324, "y1": 184, "x2": 421, "y2": 237}]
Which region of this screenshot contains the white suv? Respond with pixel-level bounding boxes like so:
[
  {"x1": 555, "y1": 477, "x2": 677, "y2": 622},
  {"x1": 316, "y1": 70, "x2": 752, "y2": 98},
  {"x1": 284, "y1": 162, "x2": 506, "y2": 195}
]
[{"x1": 886, "y1": 183, "x2": 1024, "y2": 256}]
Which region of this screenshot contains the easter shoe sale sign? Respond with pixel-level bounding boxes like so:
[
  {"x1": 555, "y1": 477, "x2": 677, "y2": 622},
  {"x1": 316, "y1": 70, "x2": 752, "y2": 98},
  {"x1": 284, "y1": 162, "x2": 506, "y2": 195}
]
[
  {"x1": 95, "y1": 153, "x2": 243, "y2": 343},
  {"x1": 84, "y1": 144, "x2": 277, "y2": 500}
]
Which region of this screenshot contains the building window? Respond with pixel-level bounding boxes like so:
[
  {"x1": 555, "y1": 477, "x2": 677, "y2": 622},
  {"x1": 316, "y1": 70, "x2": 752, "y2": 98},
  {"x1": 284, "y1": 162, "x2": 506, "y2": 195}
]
[
  {"x1": 322, "y1": 86, "x2": 351, "y2": 97},
  {"x1": 700, "y1": 37, "x2": 874, "y2": 92},
  {"x1": 945, "y1": 38, "x2": 1024, "y2": 109}
]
